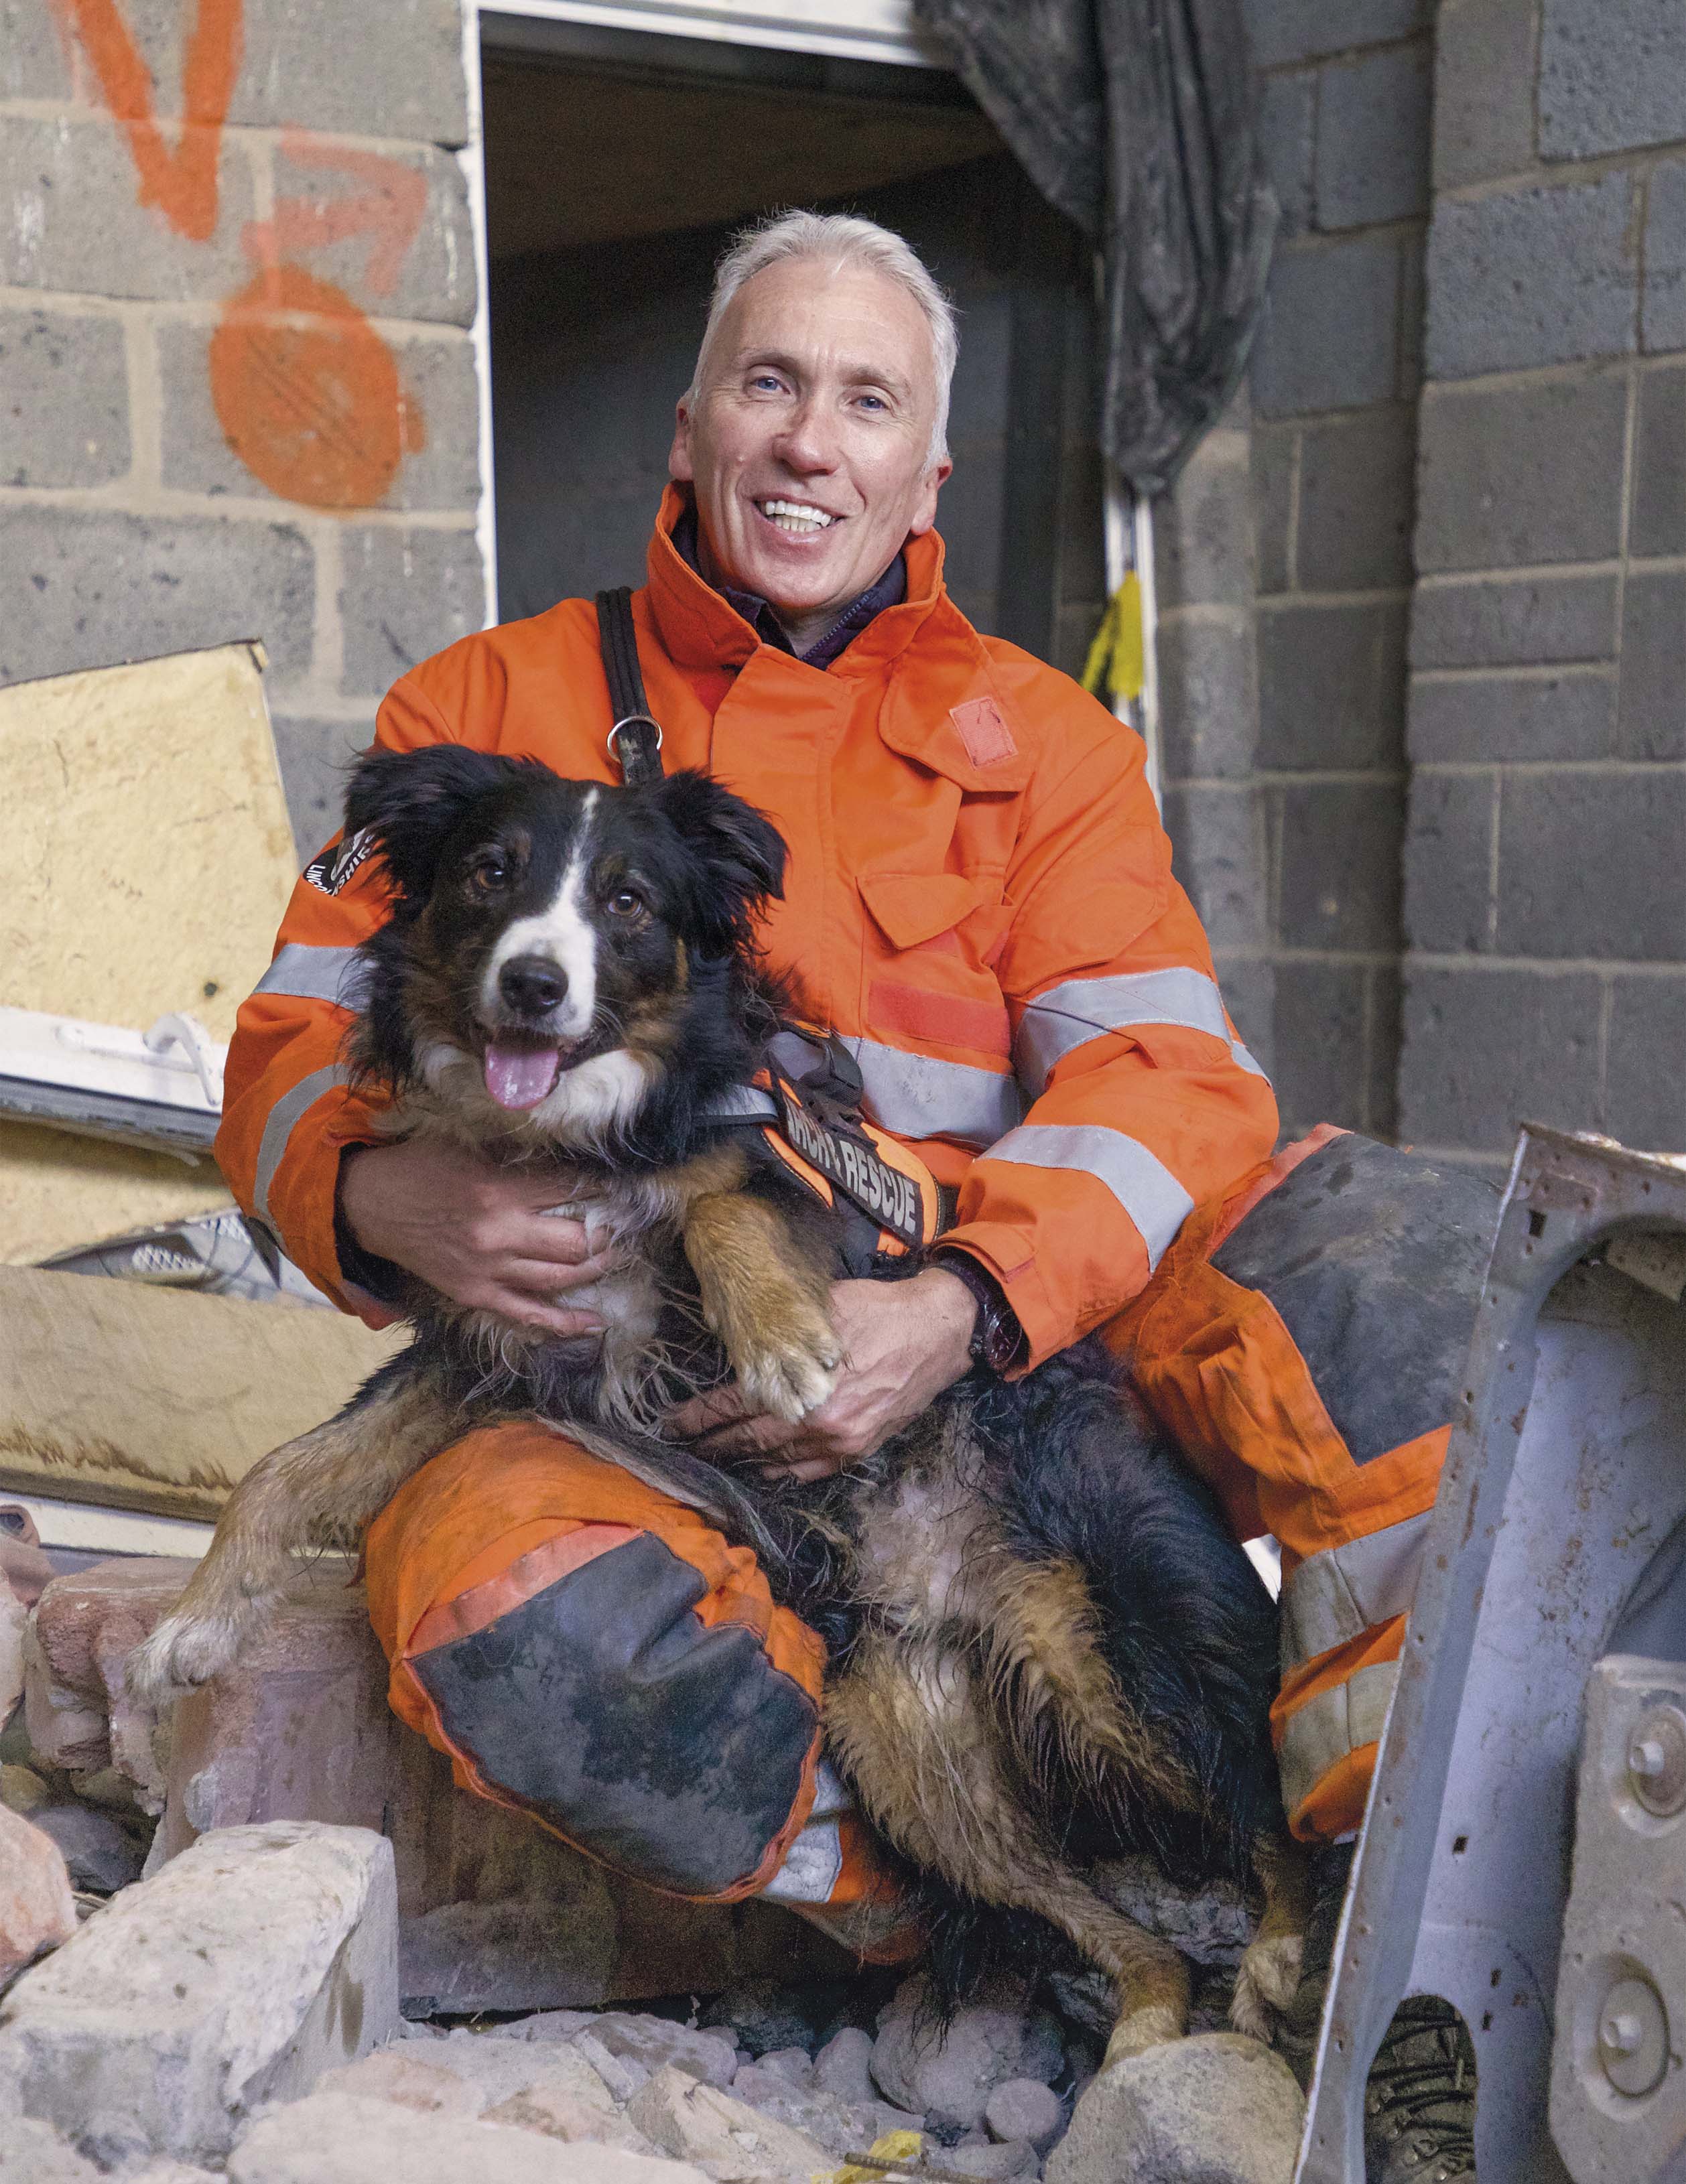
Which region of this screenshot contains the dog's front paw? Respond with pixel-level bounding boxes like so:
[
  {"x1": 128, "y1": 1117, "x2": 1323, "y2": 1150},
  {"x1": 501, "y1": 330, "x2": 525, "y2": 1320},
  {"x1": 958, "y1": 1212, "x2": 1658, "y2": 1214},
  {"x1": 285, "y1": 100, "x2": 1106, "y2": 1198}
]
[
  {"x1": 1101, "y1": 2001, "x2": 1185, "y2": 2067},
  {"x1": 1229, "y1": 1929, "x2": 1304, "y2": 2041},
  {"x1": 125, "y1": 1612, "x2": 242, "y2": 1706},
  {"x1": 734, "y1": 1333, "x2": 844, "y2": 1423}
]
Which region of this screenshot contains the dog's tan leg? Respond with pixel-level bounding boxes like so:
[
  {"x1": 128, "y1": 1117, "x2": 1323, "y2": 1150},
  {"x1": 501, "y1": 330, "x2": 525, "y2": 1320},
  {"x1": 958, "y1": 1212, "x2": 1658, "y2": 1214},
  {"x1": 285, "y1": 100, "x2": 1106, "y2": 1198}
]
[
  {"x1": 127, "y1": 1364, "x2": 456, "y2": 1703},
  {"x1": 1230, "y1": 1828, "x2": 1313, "y2": 2039},
  {"x1": 681, "y1": 1192, "x2": 842, "y2": 1422},
  {"x1": 826, "y1": 1631, "x2": 1190, "y2": 2062}
]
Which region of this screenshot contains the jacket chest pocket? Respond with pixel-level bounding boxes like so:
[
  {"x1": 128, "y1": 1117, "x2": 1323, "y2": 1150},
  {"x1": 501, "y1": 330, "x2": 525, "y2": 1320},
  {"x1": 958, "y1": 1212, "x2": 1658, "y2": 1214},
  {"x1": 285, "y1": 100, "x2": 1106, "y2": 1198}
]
[{"x1": 858, "y1": 870, "x2": 1015, "y2": 1063}]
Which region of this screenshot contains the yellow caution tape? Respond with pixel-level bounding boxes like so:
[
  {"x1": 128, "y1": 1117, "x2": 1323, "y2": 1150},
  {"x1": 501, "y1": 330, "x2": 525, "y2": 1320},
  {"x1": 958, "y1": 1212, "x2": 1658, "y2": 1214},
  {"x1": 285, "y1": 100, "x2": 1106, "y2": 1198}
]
[
  {"x1": 828, "y1": 2128, "x2": 927, "y2": 2184},
  {"x1": 1081, "y1": 571, "x2": 1144, "y2": 705}
]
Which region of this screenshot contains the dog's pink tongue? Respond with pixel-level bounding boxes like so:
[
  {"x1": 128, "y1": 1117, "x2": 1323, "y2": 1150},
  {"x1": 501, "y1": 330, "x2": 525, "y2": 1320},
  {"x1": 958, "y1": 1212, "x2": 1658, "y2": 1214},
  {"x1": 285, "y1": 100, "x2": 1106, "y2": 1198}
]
[{"x1": 484, "y1": 1042, "x2": 562, "y2": 1110}]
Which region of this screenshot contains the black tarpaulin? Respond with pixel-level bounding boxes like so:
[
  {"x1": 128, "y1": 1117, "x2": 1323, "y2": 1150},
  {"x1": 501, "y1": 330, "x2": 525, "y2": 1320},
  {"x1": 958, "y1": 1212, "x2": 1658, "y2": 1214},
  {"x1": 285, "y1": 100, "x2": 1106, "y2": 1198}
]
[{"x1": 912, "y1": 0, "x2": 1275, "y2": 496}]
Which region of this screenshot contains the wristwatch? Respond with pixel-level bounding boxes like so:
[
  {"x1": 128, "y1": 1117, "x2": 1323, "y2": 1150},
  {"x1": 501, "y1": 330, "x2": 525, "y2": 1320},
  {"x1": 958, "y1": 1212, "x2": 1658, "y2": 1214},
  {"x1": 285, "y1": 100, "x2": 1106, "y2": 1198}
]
[{"x1": 933, "y1": 1250, "x2": 1025, "y2": 1375}]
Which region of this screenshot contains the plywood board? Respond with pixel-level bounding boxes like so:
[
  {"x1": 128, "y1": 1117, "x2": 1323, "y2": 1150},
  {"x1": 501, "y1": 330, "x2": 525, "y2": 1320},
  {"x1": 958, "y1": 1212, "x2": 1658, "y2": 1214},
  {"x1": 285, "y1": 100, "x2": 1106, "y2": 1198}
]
[
  {"x1": 1, "y1": 641, "x2": 303, "y2": 1261},
  {"x1": 0, "y1": 1268, "x2": 405, "y2": 1522},
  {"x1": 1, "y1": 640, "x2": 296, "y2": 1038}
]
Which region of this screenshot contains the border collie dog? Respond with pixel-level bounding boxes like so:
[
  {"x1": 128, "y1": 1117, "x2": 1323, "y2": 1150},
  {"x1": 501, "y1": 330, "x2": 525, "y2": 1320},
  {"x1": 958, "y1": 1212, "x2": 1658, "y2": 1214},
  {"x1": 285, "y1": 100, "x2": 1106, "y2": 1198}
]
[{"x1": 133, "y1": 746, "x2": 1305, "y2": 2060}]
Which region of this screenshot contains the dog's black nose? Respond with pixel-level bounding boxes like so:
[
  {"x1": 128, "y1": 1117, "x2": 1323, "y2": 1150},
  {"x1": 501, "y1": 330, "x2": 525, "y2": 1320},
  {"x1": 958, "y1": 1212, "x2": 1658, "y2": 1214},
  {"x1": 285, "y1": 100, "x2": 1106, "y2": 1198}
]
[{"x1": 499, "y1": 955, "x2": 568, "y2": 1016}]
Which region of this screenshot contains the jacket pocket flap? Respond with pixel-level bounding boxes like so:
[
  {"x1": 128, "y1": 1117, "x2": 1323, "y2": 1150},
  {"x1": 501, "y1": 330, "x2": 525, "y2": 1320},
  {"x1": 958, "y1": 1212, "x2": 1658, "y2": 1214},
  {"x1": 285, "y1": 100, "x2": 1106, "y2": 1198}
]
[{"x1": 858, "y1": 871, "x2": 988, "y2": 950}]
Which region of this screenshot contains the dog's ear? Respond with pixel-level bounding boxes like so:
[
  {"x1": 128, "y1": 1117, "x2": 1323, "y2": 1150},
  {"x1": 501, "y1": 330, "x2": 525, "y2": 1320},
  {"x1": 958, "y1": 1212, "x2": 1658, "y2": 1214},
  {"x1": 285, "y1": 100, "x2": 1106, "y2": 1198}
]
[
  {"x1": 655, "y1": 770, "x2": 787, "y2": 955},
  {"x1": 343, "y1": 746, "x2": 524, "y2": 902}
]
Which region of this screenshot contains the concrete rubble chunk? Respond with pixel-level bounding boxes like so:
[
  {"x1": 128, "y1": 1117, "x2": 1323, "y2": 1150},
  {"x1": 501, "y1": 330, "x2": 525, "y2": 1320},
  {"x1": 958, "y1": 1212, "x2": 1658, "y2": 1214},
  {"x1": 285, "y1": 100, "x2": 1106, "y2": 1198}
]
[
  {"x1": 0, "y1": 2114, "x2": 101, "y2": 2179},
  {"x1": 629, "y1": 2060, "x2": 834, "y2": 2180},
  {"x1": 573, "y1": 2012, "x2": 740, "y2": 2092},
  {"x1": 814, "y1": 2027, "x2": 874, "y2": 2105},
  {"x1": 0, "y1": 1821, "x2": 398, "y2": 2169},
  {"x1": 25, "y1": 1560, "x2": 198, "y2": 1812},
  {"x1": 984, "y1": 2080, "x2": 1065, "y2": 2153},
  {"x1": 26, "y1": 1800, "x2": 147, "y2": 1893},
  {"x1": 0, "y1": 1803, "x2": 76, "y2": 1975},
  {"x1": 314, "y1": 2047, "x2": 487, "y2": 2114},
  {"x1": 227, "y1": 2091, "x2": 715, "y2": 2184},
  {"x1": 1045, "y1": 2033, "x2": 1306, "y2": 2184},
  {"x1": 387, "y1": 2027, "x2": 626, "y2": 2111},
  {"x1": 728, "y1": 2062, "x2": 870, "y2": 2155},
  {"x1": 757, "y1": 2045, "x2": 816, "y2": 2086},
  {"x1": 0, "y1": 1763, "x2": 49, "y2": 1814},
  {"x1": 486, "y1": 2084, "x2": 666, "y2": 2153},
  {"x1": 127, "y1": 2167, "x2": 224, "y2": 2183},
  {"x1": 944, "y1": 2141, "x2": 1039, "y2": 2180},
  {"x1": 870, "y1": 1976, "x2": 1034, "y2": 2133},
  {"x1": 0, "y1": 1586, "x2": 24, "y2": 1731}
]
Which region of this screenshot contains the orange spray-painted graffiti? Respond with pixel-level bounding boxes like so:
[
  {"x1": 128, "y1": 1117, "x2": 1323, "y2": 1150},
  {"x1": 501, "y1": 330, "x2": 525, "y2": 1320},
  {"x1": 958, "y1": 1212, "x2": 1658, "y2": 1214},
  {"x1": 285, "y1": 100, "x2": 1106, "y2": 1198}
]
[{"x1": 55, "y1": 0, "x2": 430, "y2": 510}]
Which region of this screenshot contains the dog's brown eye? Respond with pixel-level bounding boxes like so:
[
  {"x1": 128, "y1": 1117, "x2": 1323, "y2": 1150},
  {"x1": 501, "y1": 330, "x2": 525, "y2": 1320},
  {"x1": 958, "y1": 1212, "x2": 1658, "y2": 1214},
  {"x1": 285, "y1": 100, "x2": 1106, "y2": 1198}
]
[
  {"x1": 468, "y1": 854, "x2": 509, "y2": 892},
  {"x1": 607, "y1": 888, "x2": 645, "y2": 918}
]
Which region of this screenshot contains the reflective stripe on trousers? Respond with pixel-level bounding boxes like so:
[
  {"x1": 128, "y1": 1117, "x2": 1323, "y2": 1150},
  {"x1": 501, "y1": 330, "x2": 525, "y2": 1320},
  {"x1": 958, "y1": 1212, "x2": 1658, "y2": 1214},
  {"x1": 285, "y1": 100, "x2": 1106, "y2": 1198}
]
[
  {"x1": 1277, "y1": 1657, "x2": 1399, "y2": 1818},
  {"x1": 1279, "y1": 1511, "x2": 1433, "y2": 1675}
]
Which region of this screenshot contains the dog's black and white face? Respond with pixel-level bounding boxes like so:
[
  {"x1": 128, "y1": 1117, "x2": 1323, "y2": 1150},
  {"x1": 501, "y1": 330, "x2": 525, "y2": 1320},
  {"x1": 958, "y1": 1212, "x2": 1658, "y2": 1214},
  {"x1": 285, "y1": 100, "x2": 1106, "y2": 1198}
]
[{"x1": 344, "y1": 747, "x2": 786, "y2": 1145}]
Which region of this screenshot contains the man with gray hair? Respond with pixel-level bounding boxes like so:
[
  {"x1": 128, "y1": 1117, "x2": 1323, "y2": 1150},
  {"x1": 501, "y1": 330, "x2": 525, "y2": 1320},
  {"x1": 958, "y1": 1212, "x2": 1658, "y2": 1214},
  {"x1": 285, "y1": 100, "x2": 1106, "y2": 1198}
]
[{"x1": 218, "y1": 210, "x2": 1288, "y2": 1966}]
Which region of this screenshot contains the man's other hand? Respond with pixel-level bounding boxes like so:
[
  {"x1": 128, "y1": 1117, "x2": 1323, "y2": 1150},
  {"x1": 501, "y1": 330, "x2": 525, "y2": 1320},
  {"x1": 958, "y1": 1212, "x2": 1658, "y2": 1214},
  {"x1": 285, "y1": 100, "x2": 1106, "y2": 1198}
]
[
  {"x1": 338, "y1": 1140, "x2": 616, "y2": 1337},
  {"x1": 667, "y1": 1265, "x2": 980, "y2": 1481}
]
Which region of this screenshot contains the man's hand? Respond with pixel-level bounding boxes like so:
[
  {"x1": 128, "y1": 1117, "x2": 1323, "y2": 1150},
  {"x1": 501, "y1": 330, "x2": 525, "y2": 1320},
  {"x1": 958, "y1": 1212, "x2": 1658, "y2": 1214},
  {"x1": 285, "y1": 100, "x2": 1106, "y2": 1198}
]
[
  {"x1": 338, "y1": 1139, "x2": 616, "y2": 1337},
  {"x1": 667, "y1": 1265, "x2": 980, "y2": 1482}
]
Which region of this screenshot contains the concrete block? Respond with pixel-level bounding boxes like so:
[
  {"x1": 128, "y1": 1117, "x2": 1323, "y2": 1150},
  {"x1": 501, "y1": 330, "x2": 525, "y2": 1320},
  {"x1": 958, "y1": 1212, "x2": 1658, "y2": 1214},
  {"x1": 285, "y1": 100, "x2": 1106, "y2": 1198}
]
[
  {"x1": 1606, "y1": 975, "x2": 1686, "y2": 1151},
  {"x1": 228, "y1": 2092, "x2": 708, "y2": 2184},
  {"x1": 1162, "y1": 784, "x2": 1269, "y2": 954},
  {"x1": 1644, "y1": 161, "x2": 1686, "y2": 353},
  {"x1": 1252, "y1": 235, "x2": 1403, "y2": 417},
  {"x1": 1275, "y1": 779, "x2": 1405, "y2": 953},
  {"x1": 1409, "y1": 572, "x2": 1618, "y2": 669},
  {"x1": 157, "y1": 318, "x2": 481, "y2": 511},
  {"x1": 0, "y1": 309, "x2": 129, "y2": 489},
  {"x1": 629, "y1": 2062, "x2": 831, "y2": 2175},
  {"x1": 1153, "y1": 433, "x2": 1254, "y2": 609},
  {"x1": 1539, "y1": 0, "x2": 1686, "y2": 159},
  {"x1": 1631, "y1": 363, "x2": 1686, "y2": 557},
  {"x1": 1496, "y1": 770, "x2": 1686, "y2": 958},
  {"x1": 1252, "y1": 424, "x2": 1296, "y2": 594},
  {"x1": 1403, "y1": 770, "x2": 1496, "y2": 953},
  {"x1": 1295, "y1": 405, "x2": 1416, "y2": 592},
  {"x1": 0, "y1": 1822, "x2": 398, "y2": 2168},
  {"x1": 271, "y1": 141, "x2": 476, "y2": 328},
  {"x1": 314, "y1": 2047, "x2": 487, "y2": 2114},
  {"x1": 1427, "y1": 172, "x2": 1638, "y2": 381},
  {"x1": 1433, "y1": 0, "x2": 1541, "y2": 191},
  {"x1": 0, "y1": 2117, "x2": 103, "y2": 2181},
  {"x1": 1258, "y1": 599, "x2": 1408, "y2": 769},
  {"x1": 1047, "y1": 2033, "x2": 1304, "y2": 2184},
  {"x1": 269, "y1": 715, "x2": 367, "y2": 866},
  {"x1": 0, "y1": 115, "x2": 255, "y2": 303},
  {"x1": 1243, "y1": 0, "x2": 1431, "y2": 67},
  {"x1": 1409, "y1": 668, "x2": 1615, "y2": 761},
  {"x1": 1415, "y1": 373, "x2": 1628, "y2": 570},
  {"x1": 338, "y1": 523, "x2": 484, "y2": 696},
  {"x1": 0, "y1": 1805, "x2": 76, "y2": 1978},
  {"x1": 1397, "y1": 228, "x2": 1427, "y2": 401},
  {"x1": 231, "y1": 0, "x2": 468, "y2": 141},
  {"x1": 1399, "y1": 965, "x2": 1602, "y2": 1151},
  {"x1": 26, "y1": 1560, "x2": 201, "y2": 1811},
  {"x1": 0, "y1": 507, "x2": 316, "y2": 690},
  {"x1": 1315, "y1": 42, "x2": 1433, "y2": 230},
  {"x1": 1256, "y1": 70, "x2": 1315, "y2": 237},
  {"x1": 0, "y1": 0, "x2": 73, "y2": 96},
  {"x1": 1155, "y1": 613, "x2": 1259, "y2": 780},
  {"x1": 869, "y1": 1976, "x2": 1033, "y2": 2132},
  {"x1": 1617, "y1": 568, "x2": 1686, "y2": 759}
]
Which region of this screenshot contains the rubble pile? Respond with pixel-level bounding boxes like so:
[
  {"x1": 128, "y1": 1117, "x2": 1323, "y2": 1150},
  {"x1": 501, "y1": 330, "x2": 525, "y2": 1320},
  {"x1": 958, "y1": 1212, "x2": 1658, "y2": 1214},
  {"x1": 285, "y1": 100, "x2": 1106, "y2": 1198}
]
[{"x1": 0, "y1": 1546, "x2": 1305, "y2": 2183}]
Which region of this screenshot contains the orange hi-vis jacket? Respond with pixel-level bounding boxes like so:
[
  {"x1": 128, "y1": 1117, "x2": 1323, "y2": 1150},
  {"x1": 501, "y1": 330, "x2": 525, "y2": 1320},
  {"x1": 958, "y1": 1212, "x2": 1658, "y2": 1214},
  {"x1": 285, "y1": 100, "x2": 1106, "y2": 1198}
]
[{"x1": 218, "y1": 487, "x2": 1279, "y2": 1359}]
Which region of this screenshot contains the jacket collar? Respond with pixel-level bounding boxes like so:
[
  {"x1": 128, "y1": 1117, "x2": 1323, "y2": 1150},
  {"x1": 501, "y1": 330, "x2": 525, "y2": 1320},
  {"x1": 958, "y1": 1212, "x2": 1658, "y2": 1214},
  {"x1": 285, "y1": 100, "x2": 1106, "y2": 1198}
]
[{"x1": 641, "y1": 484, "x2": 1033, "y2": 790}]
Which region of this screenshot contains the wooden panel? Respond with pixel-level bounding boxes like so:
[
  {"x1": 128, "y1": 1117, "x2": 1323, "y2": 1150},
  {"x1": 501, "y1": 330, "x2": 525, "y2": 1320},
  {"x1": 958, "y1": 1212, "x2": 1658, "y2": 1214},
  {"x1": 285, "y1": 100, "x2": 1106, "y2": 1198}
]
[{"x1": 0, "y1": 1268, "x2": 405, "y2": 1521}]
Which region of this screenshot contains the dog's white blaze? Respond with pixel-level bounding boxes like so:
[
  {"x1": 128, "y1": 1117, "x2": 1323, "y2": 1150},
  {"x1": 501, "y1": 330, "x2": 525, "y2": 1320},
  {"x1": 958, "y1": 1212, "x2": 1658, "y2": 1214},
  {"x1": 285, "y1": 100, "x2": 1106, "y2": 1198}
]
[
  {"x1": 482, "y1": 791, "x2": 600, "y2": 1040},
  {"x1": 532, "y1": 1046, "x2": 653, "y2": 1140}
]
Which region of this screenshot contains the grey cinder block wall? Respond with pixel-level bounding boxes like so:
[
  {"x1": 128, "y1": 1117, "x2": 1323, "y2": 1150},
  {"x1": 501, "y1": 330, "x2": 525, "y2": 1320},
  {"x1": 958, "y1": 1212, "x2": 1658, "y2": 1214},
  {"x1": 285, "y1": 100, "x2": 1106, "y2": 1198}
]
[{"x1": 0, "y1": 0, "x2": 487, "y2": 864}]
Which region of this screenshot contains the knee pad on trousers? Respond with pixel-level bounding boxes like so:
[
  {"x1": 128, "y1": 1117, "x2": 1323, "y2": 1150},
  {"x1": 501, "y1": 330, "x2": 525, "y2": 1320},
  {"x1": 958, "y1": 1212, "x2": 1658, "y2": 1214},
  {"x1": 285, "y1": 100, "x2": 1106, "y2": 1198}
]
[{"x1": 365, "y1": 1423, "x2": 826, "y2": 1900}]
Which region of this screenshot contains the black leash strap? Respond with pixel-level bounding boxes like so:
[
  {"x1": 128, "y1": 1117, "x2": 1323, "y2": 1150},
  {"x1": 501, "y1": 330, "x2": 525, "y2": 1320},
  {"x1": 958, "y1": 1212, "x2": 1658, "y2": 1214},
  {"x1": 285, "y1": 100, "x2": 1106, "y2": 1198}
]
[{"x1": 594, "y1": 586, "x2": 665, "y2": 788}]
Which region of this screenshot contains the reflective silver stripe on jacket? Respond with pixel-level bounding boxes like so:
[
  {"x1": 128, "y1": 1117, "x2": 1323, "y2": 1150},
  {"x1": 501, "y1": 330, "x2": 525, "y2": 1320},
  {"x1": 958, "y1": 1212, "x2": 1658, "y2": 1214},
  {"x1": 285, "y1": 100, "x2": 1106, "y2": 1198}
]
[
  {"x1": 1015, "y1": 967, "x2": 1270, "y2": 1097},
  {"x1": 701, "y1": 1085, "x2": 781, "y2": 1123},
  {"x1": 1277, "y1": 1658, "x2": 1399, "y2": 1818},
  {"x1": 980, "y1": 1123, "x2": 1195, "y2": 1267},
  {"x1": 252, "y1": 1063, "x2": 351, "y2": 1228},
  {"x1": 846, "y1": 1035, "x2": 1023, "y2": 1149},
  {"x1": 1280, "y1": 1512, "x2": 1433, "y2": 1676},
  {"x1": 251, "y1": 943, "x2": 373, "y2": 1013}
]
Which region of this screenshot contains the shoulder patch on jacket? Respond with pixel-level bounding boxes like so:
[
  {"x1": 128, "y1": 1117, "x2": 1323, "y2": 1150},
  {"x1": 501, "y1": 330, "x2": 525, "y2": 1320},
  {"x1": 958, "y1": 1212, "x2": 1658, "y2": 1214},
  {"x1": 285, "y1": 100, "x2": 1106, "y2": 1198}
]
[
  {"x1": 950, "y1": 696, "x2": 1017, "y2": 769},
  {"x1": 304, "y1": 829, "x2": 376, "y2": 896}
]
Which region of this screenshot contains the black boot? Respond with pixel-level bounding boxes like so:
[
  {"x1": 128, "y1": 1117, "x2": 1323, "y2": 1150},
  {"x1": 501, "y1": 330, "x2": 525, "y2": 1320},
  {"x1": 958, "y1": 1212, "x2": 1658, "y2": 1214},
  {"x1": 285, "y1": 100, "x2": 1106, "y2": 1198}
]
[{"x1": 1362, "y1": 1996, "x2": 1478, "y2": 2183}]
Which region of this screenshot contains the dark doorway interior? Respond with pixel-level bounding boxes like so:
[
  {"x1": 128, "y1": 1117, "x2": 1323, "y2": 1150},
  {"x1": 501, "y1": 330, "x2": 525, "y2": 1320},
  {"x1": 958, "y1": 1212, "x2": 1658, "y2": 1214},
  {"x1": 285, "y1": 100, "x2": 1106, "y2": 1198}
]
[{"x1": 480, "y1": 20, "x2": 1104, "y2": 673}]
